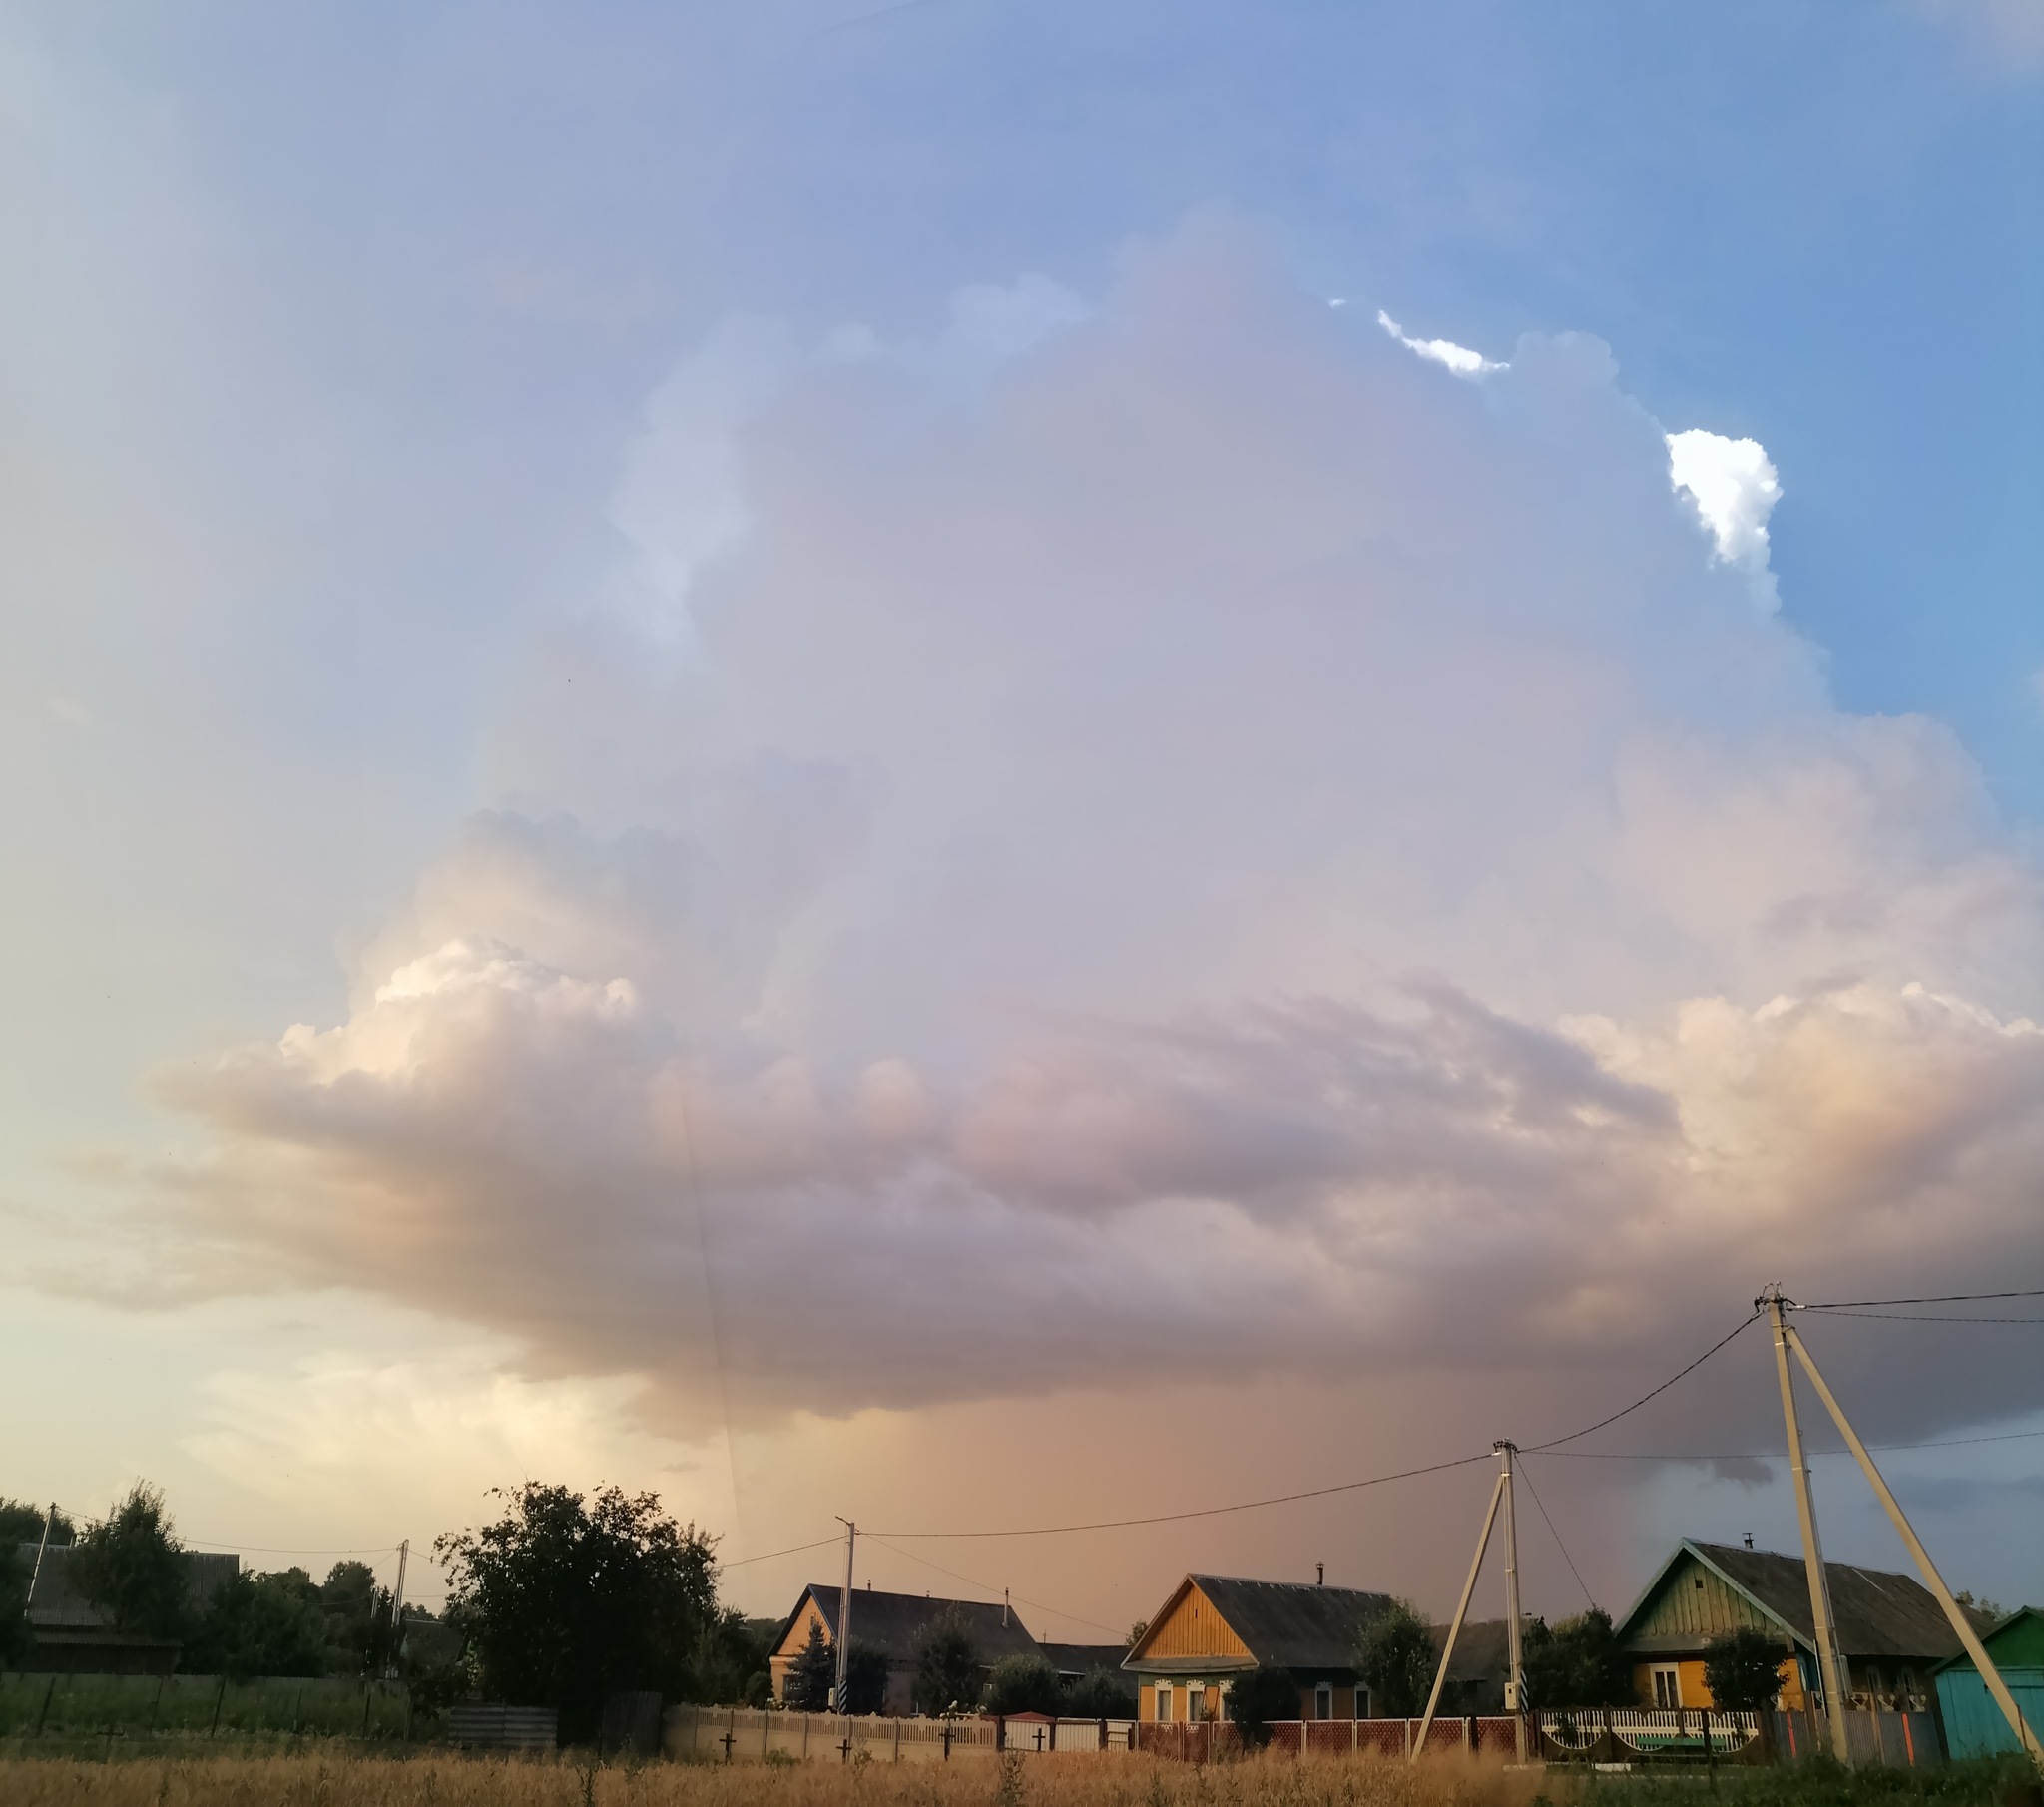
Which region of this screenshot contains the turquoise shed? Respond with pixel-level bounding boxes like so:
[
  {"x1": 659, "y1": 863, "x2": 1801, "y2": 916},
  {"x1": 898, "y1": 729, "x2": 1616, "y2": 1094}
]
[{"x1": 1931, "y1": 1606, "x2": 2044, "y2": 1757}]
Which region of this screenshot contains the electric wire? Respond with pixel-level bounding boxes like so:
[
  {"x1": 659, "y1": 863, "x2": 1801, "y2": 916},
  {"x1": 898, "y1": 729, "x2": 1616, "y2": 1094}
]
[
  {"x1": 723, "y1": 1536, "x2": 845, "y2": 1569},
  {"x1": 859, "y1": 1532, "x2": 1124, "y2": 1638},
  {"x1": 1534, "y1": 1427, "x2": 2044, "y2": 1462},
  {"x1": 1798, "y1": 1310, "x2": 2044, "y2": 1324},
  {"x1": 1800, "y1": 1289, "x2": 2044, "y2": 1308},
  {"x1": 1520, "y1": 1310, "x2": 1763, "y2": 1453},
  {"x1": 867, "y1": 1451, "x2": 1494, "y2": 1540},
  {"x1": 1514, "y1": 1458, "x2": 1595, "y2": 1610}
]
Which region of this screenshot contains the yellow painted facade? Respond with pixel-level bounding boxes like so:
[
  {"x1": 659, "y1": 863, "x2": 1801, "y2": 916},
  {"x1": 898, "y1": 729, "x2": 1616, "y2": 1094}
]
[
  {"x1": 1628, "y1": 1656, "x2": 1806, "y2": 1712},
  {"x1": 1129, "y1": 1580, "x2": 1356, "y2": 1724},
  {"x1": 769, "y1": 1594, "x2": 835, "y2": 1702}
]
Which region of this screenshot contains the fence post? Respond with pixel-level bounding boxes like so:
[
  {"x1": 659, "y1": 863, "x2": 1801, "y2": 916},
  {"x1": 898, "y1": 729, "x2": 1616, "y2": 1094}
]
[
  {"x1": 210, "y1": 1675, "x2": 229, "y2": 1738},
  {"x1": 1703, "y1": 1709, "x2": 1715, "y2": 1784}
]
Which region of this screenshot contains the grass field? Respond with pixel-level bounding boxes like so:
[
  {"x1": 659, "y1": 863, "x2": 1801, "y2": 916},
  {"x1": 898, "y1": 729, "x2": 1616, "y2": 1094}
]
[{"x1": 0, "y1": 1748, "x2": 2034, "y2": 1807}]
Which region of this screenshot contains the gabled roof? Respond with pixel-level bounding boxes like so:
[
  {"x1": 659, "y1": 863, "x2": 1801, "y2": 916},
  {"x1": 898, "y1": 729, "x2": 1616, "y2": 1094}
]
[
  {"x1": 1039, "y1": 1641, "x2": 1128, "y2": 1678},
  {"x1": 779, "y1": 1583, "x2": 1043, "y2": 1667},
  {"x1": 1931, "y1": 1605, "x2": 2044, "y2": 1674},
  {"x1": 1615, "y1": 1540, "x2": 1985, "y2": 1662},
  {"x1": 19, "y1": 1544, "x2": 240, "y2": 1633},
  {"x1": 1129, "y1": 1575, "x2": 1395, "y2": 1673}
]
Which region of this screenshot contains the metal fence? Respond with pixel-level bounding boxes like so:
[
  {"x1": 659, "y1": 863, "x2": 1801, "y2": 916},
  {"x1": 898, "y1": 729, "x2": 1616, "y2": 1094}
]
[
  {"x1": 1135, "y1": 1717, "x2": 1520, "y2": 1761},
  {"x1": 1773, "y1": 1708, "x2": 1942, "y2": 1769},
  {"x1": 0, "y1": 1670, "x2": 415, "y2": 1742}
]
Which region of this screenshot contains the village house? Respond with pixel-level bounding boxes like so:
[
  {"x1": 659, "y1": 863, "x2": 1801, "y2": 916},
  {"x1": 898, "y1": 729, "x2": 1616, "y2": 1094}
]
[
  {"x1": 1613, "y1": 1539, "x2": 1988, "y2": 1713},
  {"x1": 768, "y1": 1583, "x2": 1044, "y2": 1715},
  {"x1": 16, "y1": 1542, "x2": 241, "y2": 1674},
  {"x1": 1122, "y1": 1575, "x2": 1396, "y2": 1724},
  {"x1": 1931, "y1": 1605, "x2": 2044, "y2": 1758}
]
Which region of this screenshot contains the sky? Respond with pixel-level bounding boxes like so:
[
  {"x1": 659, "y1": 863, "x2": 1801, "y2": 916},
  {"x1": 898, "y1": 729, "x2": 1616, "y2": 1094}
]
[{"x1": 3, "y1": 0, "x2": 2042, "y2": 1641}]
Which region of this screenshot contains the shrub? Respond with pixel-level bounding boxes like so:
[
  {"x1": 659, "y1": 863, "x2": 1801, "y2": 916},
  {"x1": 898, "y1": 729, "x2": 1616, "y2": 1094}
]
[
  {"x1": 986, "y1": 1653, "x2": 1064, "y2": 1717},
  {"x1": 1064, "y1": 1666, "x2": 1138, "y2": 1719},
  {"x1": 1704, "y1": 1626, "x2": 1788, "y2": 1712},
  {"x1": 912, "y1": 1606, "x2": 983, "y2": 1715},
  {"x1": 1226, "y1": 1666, "x2": 1300, "y2": 1749}
]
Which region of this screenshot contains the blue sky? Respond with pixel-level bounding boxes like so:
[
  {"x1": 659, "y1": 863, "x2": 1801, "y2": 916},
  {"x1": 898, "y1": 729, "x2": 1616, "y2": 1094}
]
[{"x1": 4, "y1": 1, "x2": 2041, "y2": 1626}]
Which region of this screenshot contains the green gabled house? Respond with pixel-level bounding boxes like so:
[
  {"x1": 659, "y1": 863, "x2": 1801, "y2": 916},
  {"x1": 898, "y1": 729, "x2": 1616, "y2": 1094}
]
[{"x1": 1931, "y1": 1607, "x2": 2044, "y2": 1758}]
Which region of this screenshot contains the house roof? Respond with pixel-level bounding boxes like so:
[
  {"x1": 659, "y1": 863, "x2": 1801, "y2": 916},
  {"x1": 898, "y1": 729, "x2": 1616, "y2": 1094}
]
[
  {"x1": 1931, "y1": 1606, "x2": 2044, "y2": 1674},
  {"x1": 1039, "y1": 1641, "x2": 1128, "y2": 1677},
  {"x1": 781, "y1": 1583, "x2": 1043, "y2": 1667},
  {"x1": 1615, "y1": 1540, "x2": 1987, "y2": 1663},
  {"x1": 1129, "y1": 1576, "x2": 1395, "y2": 1674},
  {"x1": 1433, "y1": 1617, "x2": 1512, "y2": 1682},
  {"x1": 18, "y1": 1544, "x2": 240, "y2": 1633}
]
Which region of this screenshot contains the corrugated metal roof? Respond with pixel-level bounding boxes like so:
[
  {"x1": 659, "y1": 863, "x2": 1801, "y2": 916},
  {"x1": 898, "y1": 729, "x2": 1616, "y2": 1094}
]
[
  {"x1": 1175, "y1": 1575, "x2": 1396, "y2": 1671},
  {"x1": 787, "y1": 1583, "x2": 1044, "y2": 1666},
  {"x1": 18, "y1": 1544, "x2": 240, "y2": 1631}
]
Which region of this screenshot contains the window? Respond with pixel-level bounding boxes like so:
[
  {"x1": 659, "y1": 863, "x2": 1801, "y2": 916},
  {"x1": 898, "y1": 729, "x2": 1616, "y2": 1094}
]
[
  {"x1": 1652, "y1": 1665, "x2": 1681, "y2": 1710},
  {"x1": 1315, "y1": 1682, "x2": 1332, "y2": 1720},
  {"x1": 1188, "y1": 1684, "x2": 1206, "y2": 1723},
  {"x1": 1156, "y1": 1683, "x2": 1173, "y2": 1724},
  {"x1": 1354, "y1": 1685, "x2": 1370, "y2": 1719}
]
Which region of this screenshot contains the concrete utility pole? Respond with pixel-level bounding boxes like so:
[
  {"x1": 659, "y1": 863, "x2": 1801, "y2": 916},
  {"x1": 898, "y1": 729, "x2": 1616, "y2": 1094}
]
[
  {"x1": 389, "y1": 1540, "x2": 410, "y2": 1675},
  {"x1": 833, "y1": 1519, "x2": 856, "y2": 1715},
  {"x1": 24, "y1": 1503, "x2": 58, "y2": 1625},
  {"x1": 1782, "y1": 1318, "x2": 2043, "y2": 1767},
  {"x1": 1762, "y1": 1286, "x2": 1854, "y2": 1764},
  {"x1": 1498, "y1": 1442, "x2": 1528, "y2": 1762},
  {"x1": 1411, "y1": 1461, "x2": 1507, "y2": 1762}
]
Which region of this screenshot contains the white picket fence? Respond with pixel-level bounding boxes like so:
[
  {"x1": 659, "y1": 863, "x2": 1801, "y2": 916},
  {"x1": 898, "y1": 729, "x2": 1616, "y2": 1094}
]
[{"x1": 663, "y1": 1707, "x2": 1137, "y2": 1764}]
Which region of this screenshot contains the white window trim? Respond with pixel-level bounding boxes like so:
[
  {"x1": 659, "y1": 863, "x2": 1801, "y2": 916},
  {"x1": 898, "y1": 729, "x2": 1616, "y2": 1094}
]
[
  {"x1": 1651, "y1": 1664, "x2": 1681, "y2": 1710},
  {"x1": 1155, "y1": 1681, "x2": 1174, "y2": 1724}
]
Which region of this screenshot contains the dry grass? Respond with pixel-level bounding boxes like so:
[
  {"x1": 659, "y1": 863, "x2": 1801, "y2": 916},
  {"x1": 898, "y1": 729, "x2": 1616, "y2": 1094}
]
[{"x1": 0, "y1": 1748, "x2": 1569, "y2": 1807}]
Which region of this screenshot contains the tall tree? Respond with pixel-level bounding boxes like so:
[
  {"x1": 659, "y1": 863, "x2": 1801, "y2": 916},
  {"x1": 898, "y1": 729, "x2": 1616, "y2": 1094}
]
[
  {"x1": 70, "y1": 1483, "x2": 189, "y2": 1640},
  {"x1": 187, "y1": 1569, "x2": 339, "y2": 1679},
  {"x1": 911, "y1": 1606, "x2": 982, "y2": 1714},
  {"x1": 1355, "y1": 1599, "x2": 1435, "y2": 1719},
  {"x1": 1522, "y1": 1608, "x2": 1634, "y2": 1709},
  {"x1": 435, "y1": 1482, "x2": 723, "y2": 1742},
  {"x1": 842, "y1": 1639, "x2": 891, "y2": 1714},
  {"x1": 0, "y1": 1501, "x2": 73, "y2": 1547},
  {"x1": 784, "y1": 1621, "x2": 836, "y2": 1710}
]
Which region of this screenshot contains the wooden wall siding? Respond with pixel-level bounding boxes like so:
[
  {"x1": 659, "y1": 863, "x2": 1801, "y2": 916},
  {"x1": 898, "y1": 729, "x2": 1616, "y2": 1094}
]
[
  {"x1": 1144, "y1": 1584, "x2": 1252, "y2": 1660},
  {"x1": 774, "y1": 1598, "x2": 832, "y2": 1662},
  {"x1": 1635, "y1": 1558, "x2": 1778, "y2": 1643}
]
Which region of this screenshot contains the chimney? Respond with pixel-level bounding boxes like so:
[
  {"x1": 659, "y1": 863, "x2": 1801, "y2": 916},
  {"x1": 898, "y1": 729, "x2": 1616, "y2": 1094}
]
[
  {"x1": 1744, "y1": 1534, "x2": 1754, "y2": 1550},
  {"x1": 1316, "y1": 1564, "x2": 1324, "y2": 1586}
]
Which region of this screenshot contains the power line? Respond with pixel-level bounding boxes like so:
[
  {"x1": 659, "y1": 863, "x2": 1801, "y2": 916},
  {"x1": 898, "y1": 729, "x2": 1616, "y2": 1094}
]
[
  {"x1": 1522, "y1": 1311, "x2": 1762, "y2": 1453},
  {"x1": 860, "y1": 1533, "x2": 1124, "y2": 1639},
  {"x1": 1514, "y1": 1458, "x2": 1595, "y2": 1610},
  {"x1": 1534, "y1": 1426, "x2": 2044, "y2": 1462},
  {"x1": 867, "y1": 1451, "x2": 1494, "y2": 1540},
  {"x1": 1801, "y1": 1310, "x2": 2044, "y2": 1324},
  {"x1": 1801, "y1": 1289, "x2": 2044, "y2": 1308},
  {"x1": 723, "y1": 1536, "x2": 843, "y2": 1570}
]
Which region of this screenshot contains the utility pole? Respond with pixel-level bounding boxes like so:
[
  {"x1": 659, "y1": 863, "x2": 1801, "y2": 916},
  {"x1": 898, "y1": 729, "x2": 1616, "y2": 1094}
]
[
  {"x1": 388, "y1": 1540, "x2": 410, "y2": 1675},
  {"x1": 1498, "y1": 1442, "x2": 1528, "y2": 1762},
  {"x1": 833, "y1": 1519, "x2": 856, "y2": 1715},
  {"x1": 23, "y1": 1503, "x2": 57, "y2": 1627},
  {"x1": 1781, "y1": 1315, "x2": 2043, "y2": 1767},
  {"x1": 1412, "y1": 1460, "x2": 1507, "y2": 1761},
  {"x1": 1761, "y1": 1286, "x2": 1852, "y2": 1764}
]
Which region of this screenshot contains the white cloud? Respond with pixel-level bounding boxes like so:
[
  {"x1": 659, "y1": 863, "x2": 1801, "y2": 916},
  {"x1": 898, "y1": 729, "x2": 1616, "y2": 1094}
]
[
  {"x1": 1667, "y1": 426, "x2": 1783, "y2": 608},
  {"x1": 1376, "y1": 308, "x2": 1504, "y2": 377},
  {"x1": 140, "y1": 220, "x2": 2044, "y2": 1448}
]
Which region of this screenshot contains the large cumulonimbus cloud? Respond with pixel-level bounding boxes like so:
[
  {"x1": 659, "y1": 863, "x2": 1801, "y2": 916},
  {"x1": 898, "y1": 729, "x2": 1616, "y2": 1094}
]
[{"x1": 150, "y1": 219, "x2": 2044, "y2": 1439}]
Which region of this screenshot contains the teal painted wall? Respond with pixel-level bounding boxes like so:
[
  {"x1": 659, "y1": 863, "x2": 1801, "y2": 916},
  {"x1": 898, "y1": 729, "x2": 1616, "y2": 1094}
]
[{"x1": 1933, "y1": 1668, "x2": 2044, "y2": 1758}]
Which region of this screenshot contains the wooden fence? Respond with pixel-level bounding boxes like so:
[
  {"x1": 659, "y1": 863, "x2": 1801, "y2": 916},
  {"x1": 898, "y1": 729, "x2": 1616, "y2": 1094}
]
[{"x1": 663, "y1": 1708, "x2": 1138, "y2": 1763}]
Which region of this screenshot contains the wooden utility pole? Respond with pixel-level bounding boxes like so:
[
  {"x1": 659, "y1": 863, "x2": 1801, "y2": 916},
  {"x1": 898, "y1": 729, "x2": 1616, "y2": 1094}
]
[
  {"x1": 833, "y1": 1519, "x2": 856, "y2": 1714},
  {"x1": 1762, "y1": 1287, "x2": 1853, "y2": 1765},
  {"x1": 1782, "y1": 1317, "x2": 2043, "y2": 1767}
]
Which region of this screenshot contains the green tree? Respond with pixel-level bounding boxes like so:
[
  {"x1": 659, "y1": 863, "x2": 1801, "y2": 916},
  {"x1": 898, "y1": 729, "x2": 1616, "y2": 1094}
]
[
  {"x1": 985, "y1": 1652, "x2": 1063, "y2": 1716},
  {"x1": 843, "y1": 1638, "x2": 891, "y2": 1714},
  {"x1": 1522, "y1": 1607, "x2": 1633, "y2": 1710},
  {"x1": 0, "y1": 1501, "x2": 74, "y2": 1547},
  {"x1": 435, "y1": 1482, "x2": 724, "y2": 1743},
  {"x1": 784, "y1": 1621, "x2": 836, "y2": 1709},
  {"x1": 320, "y1": 1560, "x2": 397, "y2": 1675},
  {"x1": 1703, "y1": 1627, "x2": 1788, "y2": 1712},
  {"x1": 188, "y1": 1568, "x2": 339, "y2": 1679},
  {"x1": 0, "y1": 1545, "x2": 28, "y2": 1666},
  {"x1": 1355, "y1": 1598, "x2": 1435, "y2": 1719},
  {"x1": 911, "y1": 1606, "x2": 983, "y2": 1714},
  {"x1": 70, "y1": 1483, "x2": 189, "y2": 1640},
  {"x1": 693, "y1": 1609, "x2": 779, "y2": 1706},
  {"x1": 1225, "y1": 1666, "x2": 1300, "y2": 1749},
  {"x1": 1064, "y1": 1667, "x2": 1137, "y2": 1719}
]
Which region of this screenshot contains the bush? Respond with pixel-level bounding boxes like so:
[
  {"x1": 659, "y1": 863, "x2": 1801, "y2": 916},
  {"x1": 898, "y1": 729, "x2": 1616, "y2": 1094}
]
[
  {"x1": 1064, "y1": 1666, "x2": 1137, "y2": 1719},
  {"x1": 986, "y1": 1653, "x2": 1064, "y2": 1717},
  {"x1": 1355, "y1": 1598, "x2": 1435, "y2": 1719},
  {"x1": 1226, "y1": 1666, "x2": 1300, "y2": 1749},
  {"x1": 1523, "y1": 1606, "x2": 1634, "y2": 1709},
  {"x1": 912, "y1": 1606, "x2": 982, "y2": 1715},
  {"x1": 1703, "y1": 1626, "x2": 1788, "y2": 1712}
]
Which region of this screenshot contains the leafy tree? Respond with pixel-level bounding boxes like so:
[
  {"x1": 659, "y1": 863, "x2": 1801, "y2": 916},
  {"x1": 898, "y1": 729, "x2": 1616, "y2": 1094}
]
[
  {"x1": 911, "y1": 1605, "x2": 982, "y2": 1714},
  {"x1": 784, "y1": 1621, "x2": 836, "y2": 1709},
  {"x1": 0, "y1": 1500, "x2": 73, "y2": 1547},
  {"x1": 435, "y1": 1482, "x2": 724, "y2": 1742},
  {"x1": 188, "y1": 1569, "x2": 339, "y2": 1679},
  {"x1": 1703, "y1": 1627, "x2": 1788, "y2": 1712},
  {"x1": 320, "y1": 1560, "x2": 397, "y2": 1675},
  {"x1": 843, "y1": 1638, "x2": 891, "y2": 1714},
  {"x1": 1355, "y1": 1599, "x2": 1435, "y2": 1719},
  {"x1": 70, "y1": 1483, "x2": 189, "y2": 1640},
  {"x1": 985, "y1": 1652, "x2": 1063, "y2": 1716},
  {"x1": 1954, "y1": 1590, "x2": 2008, "y2": 1622},
  {"x1": 694, "y1": 1609, "x2": 779, "y2": 1706},
  {"x1": 1522, "y1": 1608, "x2": 1633, "y2": 1709},
  {"x1": 1064, "y1": 1667, "x2": 1137, "y2": 1719},
  {"x1": 0, "y1": 1544, "x2": 28, "y2": 1666},
  {"x1": 1226, "y1": 1666, "x2": 1300, "y2": 1749}
]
